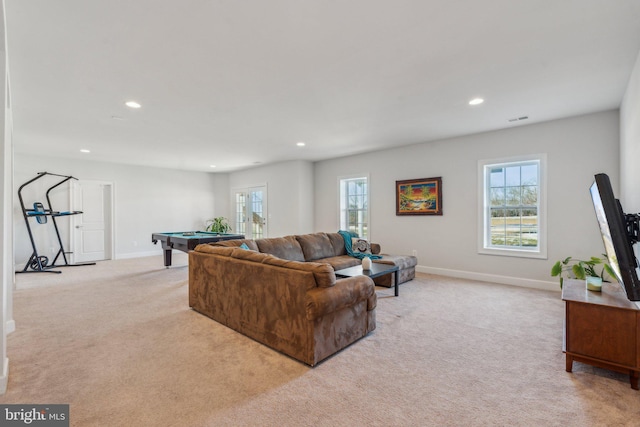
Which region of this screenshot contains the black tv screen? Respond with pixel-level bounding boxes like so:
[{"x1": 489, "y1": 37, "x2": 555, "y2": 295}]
[{"x1": 590, "y1": 173, "x2": 640, "y2": 301}]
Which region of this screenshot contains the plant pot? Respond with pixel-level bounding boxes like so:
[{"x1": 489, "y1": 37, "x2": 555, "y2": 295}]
[{"x1": 586, "y1": 276, "x2": 602, "y2": 292}]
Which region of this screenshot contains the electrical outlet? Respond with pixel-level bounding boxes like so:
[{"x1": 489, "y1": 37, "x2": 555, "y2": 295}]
[{"x1": 412, "y1": 249, "x2": 418, "y2": 257}]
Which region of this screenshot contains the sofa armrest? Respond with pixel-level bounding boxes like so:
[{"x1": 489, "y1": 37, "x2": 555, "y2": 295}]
[{"x1": 305, "y1": 276, "x2": 376, "y2": 320}]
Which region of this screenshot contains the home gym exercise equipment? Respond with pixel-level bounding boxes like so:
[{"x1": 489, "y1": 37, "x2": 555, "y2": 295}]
[{"x1": 17, "y1": 172, "x2": 96, "y2": 273}]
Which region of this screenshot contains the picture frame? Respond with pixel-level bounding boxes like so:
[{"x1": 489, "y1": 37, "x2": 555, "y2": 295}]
[{"x1": 396, "y1": 177, "x2": 442, "y2": 216}]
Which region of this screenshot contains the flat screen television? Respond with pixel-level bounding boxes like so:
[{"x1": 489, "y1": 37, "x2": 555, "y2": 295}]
[{"x1": 590, "y1": 173, "x2": 640, "y2": 301}]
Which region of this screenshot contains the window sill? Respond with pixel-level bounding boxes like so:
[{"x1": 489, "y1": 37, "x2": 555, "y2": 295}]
[{"x1": 478, "y1": 246, "x2": 547, "y2": 260}]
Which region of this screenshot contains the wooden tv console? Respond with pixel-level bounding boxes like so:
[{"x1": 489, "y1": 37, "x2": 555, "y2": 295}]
[{"x1": 562, "y1": 279, "x2": 640, "y2": 390}]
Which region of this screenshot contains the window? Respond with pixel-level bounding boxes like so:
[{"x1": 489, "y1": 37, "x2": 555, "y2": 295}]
[
  {"x1": 234, "y1": 192, "x2": 246, "y2": 236},
  {"x1": 478, "y1": 155, "x2": 546, "y2": 258},
  {"x1": 339, "y1": 175, "x2": 369, "y2": 239}
]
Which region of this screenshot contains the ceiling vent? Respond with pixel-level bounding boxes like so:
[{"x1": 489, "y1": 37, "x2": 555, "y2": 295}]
[{"x1": 508, "y1": 116, "x2": 529, "y2": 123}]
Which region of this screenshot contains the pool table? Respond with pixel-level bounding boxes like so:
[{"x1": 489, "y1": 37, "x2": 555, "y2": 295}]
[{"x1": 152, "y1": 231, "x2": 244, "y2": 267}]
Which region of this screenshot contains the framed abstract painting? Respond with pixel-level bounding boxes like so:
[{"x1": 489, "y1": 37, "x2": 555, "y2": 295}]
[{"x1": 396, "y1": 177, "x2": 442, "y2": 216}]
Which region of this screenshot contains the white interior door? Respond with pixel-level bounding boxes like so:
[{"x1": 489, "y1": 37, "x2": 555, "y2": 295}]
[
  {"x1": 71, "y1": 180, "x2": 113, "y2": 262},
  {"x1": 233, "y1": 185, "x2": 267, "y2": 239}
]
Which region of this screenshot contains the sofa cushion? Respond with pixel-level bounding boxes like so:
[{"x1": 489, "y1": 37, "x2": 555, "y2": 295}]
[
  {"x1": 256, "y1": 236, "x2": 305, "y2": 262},
  {"x1": 374, "y1": 254, "x2": 418, "y2": 270},
  {"x1": 296, "y1": 233, "x2": 335, "y2": 261},
  {"x1": 261, "y1": 256, "x2": 336, "y2": 288},
  {"x1": 231, "y1": 247, "x2": 272, "y2": 263},
  {"x1": 211, "y1": 239, "x2": 259, "y2": 251},
  {"x1": 326, "y1": 233, "x2": 348, "y2": 256},
  {"x1": 315, "y1": 256, "x2": 361, "y2": 271},
  {"x1": 194, "y1": 245, "x2": 235, "y2": 256}
]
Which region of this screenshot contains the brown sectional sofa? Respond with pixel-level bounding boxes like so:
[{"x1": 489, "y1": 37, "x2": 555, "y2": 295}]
[{"x1": 188, "y1": 232, "x2": 417, "y2": 366}]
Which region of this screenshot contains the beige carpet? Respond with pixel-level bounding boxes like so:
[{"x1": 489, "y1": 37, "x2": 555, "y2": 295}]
[{"x1": 1, "y1": 254, "x2": 639, "y2": 426}]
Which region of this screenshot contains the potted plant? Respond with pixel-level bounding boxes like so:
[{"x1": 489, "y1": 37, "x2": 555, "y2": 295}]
[
  {"x1": 205, "y1": 217, "x2": 232, "y2": 233},
  {"x1": 550, "y1": 255, "x2": 615, "y2": 288}
]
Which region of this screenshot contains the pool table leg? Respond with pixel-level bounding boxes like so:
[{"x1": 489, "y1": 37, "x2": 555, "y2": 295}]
[
  {"x1": 162, "y1": 248, "x2": 172, "y2": 267},
  {"x1": 394, "y1": 270, "x2": 399, "y2": 296}
]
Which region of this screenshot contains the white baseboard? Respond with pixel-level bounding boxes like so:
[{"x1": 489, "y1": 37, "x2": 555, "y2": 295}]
[
  {"x1": 0, "y1": 357, "x2": 8, "y2": 395},
  {"x1": 416, "y1": 265, "x2": 560, "y2": 292}
]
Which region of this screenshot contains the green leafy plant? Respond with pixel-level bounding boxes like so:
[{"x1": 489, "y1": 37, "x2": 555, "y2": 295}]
[
  {"x1": 550, "y1": 255, "x2": 616, "y2": 288},
  {"x1": 205, "y1": 217, "x2": 231, "y2": 233}
]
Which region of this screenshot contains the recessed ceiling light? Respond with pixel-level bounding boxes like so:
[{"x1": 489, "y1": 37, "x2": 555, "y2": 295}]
[
  {"x1": 296, "y1": 142, "x2": 306, "y2": 147},
  {"x1": 125, "y1": 101, "x2": 141, "y2": 109},
  {"x1": 80, "y1": 149, "x2": 90, "y2": 153},
  {"x1": 209, "y1": 165, "x2": 216, "y2": 168},
  {"x1": 469, "y1": 98, "x2": 484, "y2": 106}
]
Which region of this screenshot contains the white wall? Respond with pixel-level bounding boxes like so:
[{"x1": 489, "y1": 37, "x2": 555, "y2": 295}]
[
  {"x1": 315, "y1": 111, "x2": 620, "y2": 288},
  {"x1": 621, "y1": 49, "x2": 640, "y2": 212},
  {"x1": 620, "y1": 48, "x2": 640, "y2": 293},
  {"x1": 1, "y1": 0, "x2": 11, "y2": 393},
  {"x1": 211, "y1": 172, "x2": 230, "y2": 221},
  {"x1": 228, "y1": 160, "x2": 314, "y2": 237},
  {"x1": 14, "y1": 154, "x2": 221, "y2": 264}
]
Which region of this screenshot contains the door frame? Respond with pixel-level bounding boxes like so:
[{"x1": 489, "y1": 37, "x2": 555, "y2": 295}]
[
  {"x1": 69, "y1": 180, "x2": 115, "y2": 263},
  {"x1": 232, "y1": 183, "x2": 268, "y2": 239}
]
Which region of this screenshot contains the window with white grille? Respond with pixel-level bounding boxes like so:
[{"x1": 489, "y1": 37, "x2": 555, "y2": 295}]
[{"x1": 478, "y1": 155, "x2": 547, "y2": 258}]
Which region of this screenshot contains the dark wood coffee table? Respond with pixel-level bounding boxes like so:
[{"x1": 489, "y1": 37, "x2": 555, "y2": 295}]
[{"x1": 334, "y1": 263, "x2": 400, "y2": 296}]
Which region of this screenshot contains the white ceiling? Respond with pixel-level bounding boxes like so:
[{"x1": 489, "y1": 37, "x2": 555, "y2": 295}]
[{"x1": 5, "y1": 1, "x2": 640, "y2": 173}]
